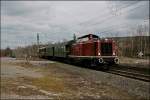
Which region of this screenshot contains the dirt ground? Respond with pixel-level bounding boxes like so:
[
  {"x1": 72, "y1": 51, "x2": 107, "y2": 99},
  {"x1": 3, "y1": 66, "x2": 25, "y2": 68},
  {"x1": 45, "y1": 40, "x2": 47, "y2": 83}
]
[
  {"x1": 119, "y1": 57, "x2": 149, "y2": 68},
  {"x1": 1, "y1": 57, "x2": 149, "y2": 99}
]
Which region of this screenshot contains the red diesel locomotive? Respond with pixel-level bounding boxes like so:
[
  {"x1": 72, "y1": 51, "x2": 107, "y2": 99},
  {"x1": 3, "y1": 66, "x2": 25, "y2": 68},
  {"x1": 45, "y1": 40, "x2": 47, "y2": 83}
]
[
  {"x1": 39, "y1": 34, "x2": 119, "y2": 69},
  {"x1": 68, "y1": 34, "x2": 119, "y2": 67}
]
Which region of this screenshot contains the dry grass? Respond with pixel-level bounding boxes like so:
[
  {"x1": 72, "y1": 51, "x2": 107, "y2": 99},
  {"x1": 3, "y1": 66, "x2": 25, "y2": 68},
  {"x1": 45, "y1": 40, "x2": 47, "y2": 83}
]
[
  {"x1": 2, "y1": 58, "x2": 145, "y2": 99},
  {"x1": 31, "y1": 76, "x2": 65, "y2": 93},
  {"x1": 1, "y1": 61, "x2": 65, "y2": 94}
]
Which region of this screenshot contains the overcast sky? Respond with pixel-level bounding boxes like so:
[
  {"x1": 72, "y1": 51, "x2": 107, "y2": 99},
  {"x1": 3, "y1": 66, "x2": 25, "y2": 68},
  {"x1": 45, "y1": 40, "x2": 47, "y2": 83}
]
[{"x1": 1, "y1": 1, "x2": 149, "y2": 49}]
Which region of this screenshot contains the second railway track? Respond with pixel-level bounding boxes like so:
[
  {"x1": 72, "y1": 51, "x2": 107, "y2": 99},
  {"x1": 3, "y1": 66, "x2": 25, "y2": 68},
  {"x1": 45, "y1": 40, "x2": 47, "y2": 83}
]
[{"x1": 107, "y1": 68, "x2": 150, "y2": 82}]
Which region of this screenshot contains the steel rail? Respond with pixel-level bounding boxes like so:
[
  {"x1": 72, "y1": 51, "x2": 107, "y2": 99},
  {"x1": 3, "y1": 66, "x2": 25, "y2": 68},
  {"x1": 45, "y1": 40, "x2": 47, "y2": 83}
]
[{"x1": 107, "y1": 68, "x2": 150, "y2": 82}]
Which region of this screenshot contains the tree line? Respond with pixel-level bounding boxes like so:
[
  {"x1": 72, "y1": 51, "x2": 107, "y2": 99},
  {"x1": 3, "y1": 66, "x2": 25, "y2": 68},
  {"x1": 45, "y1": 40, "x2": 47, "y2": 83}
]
[{"x1": 1, "y1": 36, "x2": 149, "y2": 59}]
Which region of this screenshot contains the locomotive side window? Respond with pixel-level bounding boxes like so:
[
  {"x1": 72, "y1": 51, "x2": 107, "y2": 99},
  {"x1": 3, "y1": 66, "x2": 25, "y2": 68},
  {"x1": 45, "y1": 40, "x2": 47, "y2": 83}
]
[
  {"x1": 80, "y1": 37, "x2": 89, "y2": 42},
  {"x1": 77, "y1": 37, "x2": 89, "y2": 43}
]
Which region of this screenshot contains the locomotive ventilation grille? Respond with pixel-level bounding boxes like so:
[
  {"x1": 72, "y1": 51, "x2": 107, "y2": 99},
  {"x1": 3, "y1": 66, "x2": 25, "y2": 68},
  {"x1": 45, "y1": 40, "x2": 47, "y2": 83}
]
[{"x1": 101, "y1": 43, "x2": 112, "y2": 56}]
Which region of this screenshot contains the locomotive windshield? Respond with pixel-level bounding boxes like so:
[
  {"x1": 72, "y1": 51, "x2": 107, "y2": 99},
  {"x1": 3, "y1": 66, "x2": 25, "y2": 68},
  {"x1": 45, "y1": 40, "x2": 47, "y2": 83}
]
[{"x1": 101, "y1": 43, "x2": 112, "y2": 56}]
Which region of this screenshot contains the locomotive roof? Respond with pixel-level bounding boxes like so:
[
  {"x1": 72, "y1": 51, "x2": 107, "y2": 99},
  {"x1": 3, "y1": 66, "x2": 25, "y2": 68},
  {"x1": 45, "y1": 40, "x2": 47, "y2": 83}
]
[{"x1": 78, "y1": 34, "x2": 99, "y2": 39}]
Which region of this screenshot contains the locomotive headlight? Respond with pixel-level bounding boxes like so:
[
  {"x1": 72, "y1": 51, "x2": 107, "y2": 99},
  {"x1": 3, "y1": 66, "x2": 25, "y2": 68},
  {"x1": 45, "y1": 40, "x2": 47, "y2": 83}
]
[
  {"x1": 105, "y1": 38, "x2": 108, "y2": 41},
  {"x1": 98, "y1": 52, "x2": 101, "y2": 56},
  {"x1": 113, "y1": 52, "x2": 115, "y2": 56}
]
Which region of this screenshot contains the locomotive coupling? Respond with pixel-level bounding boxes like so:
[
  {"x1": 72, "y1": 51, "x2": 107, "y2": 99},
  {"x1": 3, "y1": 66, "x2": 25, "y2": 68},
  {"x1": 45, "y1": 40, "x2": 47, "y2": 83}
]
[
  {"x1": 98, "y1": 58, "x2": 104, "y2": 63},
  {"x1": 114, "y1": 58, "x2": 119, "y2": 64}
]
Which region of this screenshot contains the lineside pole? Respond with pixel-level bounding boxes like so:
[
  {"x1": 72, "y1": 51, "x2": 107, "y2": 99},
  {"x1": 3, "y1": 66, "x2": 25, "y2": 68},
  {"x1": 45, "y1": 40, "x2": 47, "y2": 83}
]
[{"x1": 37, "y1": 33, "x2": 40, "y2": 57}]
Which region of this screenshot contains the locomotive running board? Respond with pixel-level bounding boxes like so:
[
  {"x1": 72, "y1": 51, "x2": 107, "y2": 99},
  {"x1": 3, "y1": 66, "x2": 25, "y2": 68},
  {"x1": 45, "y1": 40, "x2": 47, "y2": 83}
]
[{"x1": 68, "y1": 55, "x2": 118, "y2": 58}]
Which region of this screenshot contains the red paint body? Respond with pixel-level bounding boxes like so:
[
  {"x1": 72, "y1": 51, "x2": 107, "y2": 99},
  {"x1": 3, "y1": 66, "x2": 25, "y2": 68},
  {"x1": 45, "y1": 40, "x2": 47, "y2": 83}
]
[{"x1": 71, "y1": 34, "x2": 118, "y2": 57}]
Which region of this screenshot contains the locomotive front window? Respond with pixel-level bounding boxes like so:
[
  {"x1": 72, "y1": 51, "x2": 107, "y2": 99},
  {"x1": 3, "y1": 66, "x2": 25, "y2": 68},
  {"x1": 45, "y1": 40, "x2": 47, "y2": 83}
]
[{"x1": 101, "y1": 43, "x2": 112, "y2": 56}]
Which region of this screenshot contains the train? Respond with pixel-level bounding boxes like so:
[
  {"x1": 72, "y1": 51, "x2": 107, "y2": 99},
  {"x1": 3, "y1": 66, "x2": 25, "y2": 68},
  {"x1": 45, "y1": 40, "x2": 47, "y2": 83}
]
[{"x1": 38, "y1": 34, "x2": 119, "y2": 69}]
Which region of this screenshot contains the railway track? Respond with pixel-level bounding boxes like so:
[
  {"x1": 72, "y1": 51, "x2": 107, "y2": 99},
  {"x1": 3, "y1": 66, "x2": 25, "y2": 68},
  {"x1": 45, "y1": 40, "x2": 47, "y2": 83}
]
[
  {"x1": 113, "y1": 64, "x2": 149, "y2": 75},
  {"x1": 62, "y1": 61, "x2": 150, "y2": 82},
  {"x1": 107, "y1": 68, "x2": 150, "y2": 82},
  {"x1": 39, "y1": 58, "x2": 150, "y2": 82}
]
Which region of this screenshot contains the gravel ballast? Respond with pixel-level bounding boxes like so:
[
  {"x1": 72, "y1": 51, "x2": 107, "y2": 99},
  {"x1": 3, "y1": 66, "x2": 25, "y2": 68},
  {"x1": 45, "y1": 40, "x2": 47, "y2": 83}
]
[{"x1": 54, "y1": 62, "x2": 150, "y2": 99}]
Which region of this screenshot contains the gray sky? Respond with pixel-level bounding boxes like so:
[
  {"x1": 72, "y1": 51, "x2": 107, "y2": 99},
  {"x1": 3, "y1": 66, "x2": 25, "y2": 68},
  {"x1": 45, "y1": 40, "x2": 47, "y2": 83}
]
[{"x1": 1, "y1": 1, "x2": 149, "y2": 49}]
